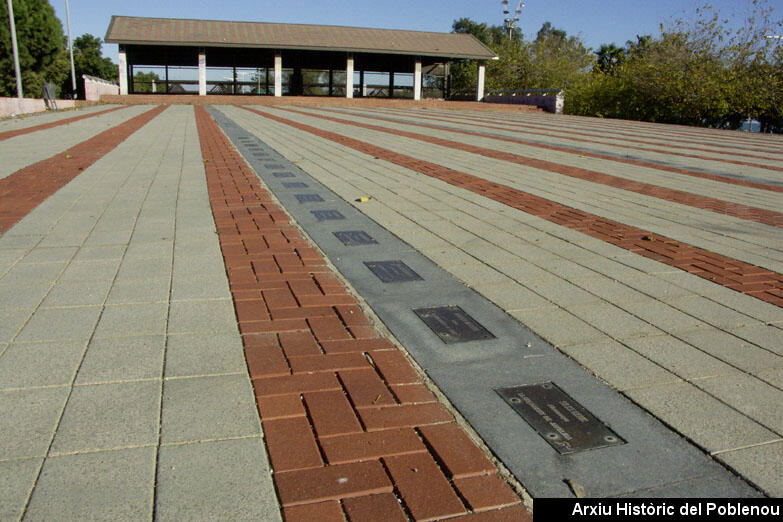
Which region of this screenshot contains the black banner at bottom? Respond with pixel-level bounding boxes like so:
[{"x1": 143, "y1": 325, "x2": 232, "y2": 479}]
[{"x1": 534, "y1": 499, "x2": 781, "y2": 522}]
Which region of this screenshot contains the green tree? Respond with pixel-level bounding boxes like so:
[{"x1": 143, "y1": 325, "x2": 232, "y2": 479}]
[
  {"x1": 0, "y1": 0, "x2": 68, "y2": 98},
  {"x1": 63, "y1": 34, "x2": 117, "y2": 98},
  {"x1": 528, "y1": 22, "x2": 592, "y2": 90},
  {"x1": 132, "y1": 71, "x2": 160, "y2": 93},
  {"x1": 595, "y1": 43, "x2": 626, "y2": 75}
]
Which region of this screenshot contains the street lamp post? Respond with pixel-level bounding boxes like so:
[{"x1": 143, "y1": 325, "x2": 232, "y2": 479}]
[
  {"x1": 6, "y1": 0, "x2": 23, "y2": 98},
  {"x1": 502, "y1": 0, "x2": 525, "y2": 40},
  {"x1": 65, "y1": 0, "x2": 77, "y2": 98}
]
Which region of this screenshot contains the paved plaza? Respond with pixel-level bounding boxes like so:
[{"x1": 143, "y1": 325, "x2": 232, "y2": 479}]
[{"x1": 0, "y1": 99, "x2": 781, "y2": 519}]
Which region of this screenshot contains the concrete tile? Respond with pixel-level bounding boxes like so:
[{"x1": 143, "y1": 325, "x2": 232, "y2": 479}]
[
  {"x1": 728, "y1": 324, "x2": 783, "y2": 356},
  {"x1": 164, "y1": 333, "x2": 246, "y2": 377},
  {"x1": 0, "y1": 308, "x2": 33, "y2": 342},
  {"x1": 160, "y1": 374, "x2": 260, "y2": 444},
  {"x1": 58, "y1": 259, "x2": 120, "y2": 282},
  {"x1": 692, "y1": 373, "x2": 783, "y2": 434},
  {"x1": 167, "y1": 299, "x2": 238, "y2": 334},
  {"x1": 0, "y1": 282, "x2": 52, "y2": 311},
  {"x1": 72, "y1": 245, "x2": 126, "y2": 262},
  {"x1": 0, "y1": 235, "x2": 43, "y2": 250},
  {"x1": 622, "y1": 335, "x2": 736, "y2": 380},
  {"x1": 479, "y1": 281, "x2": 553, "y2": 311},
  {"x1": 156, "y1": 438, "x2": 281, "y2": 521},
  {"x1": 0, "y1": 387, "x2": 69, "y2": 459},
  {"x1": 619, "y1": 300, "x2": 710, "y2": 334},
  {"x1": 508, "y1": 308, "x2": 608, "y2": 347},
  {"x1": 527, "y1": 280, "x2": 603, "y2": 308},
  {"x1": 664, "y1": 295, "x2": 761, "y2": 330},
  {"x1": 123, "y1": 240, "x2": 173, "y2": 260},
  {"x1": 15, "y1": 306, "x2": 101, "y2": 343},
  {"x1": 76, "y1": 336, "x2": 166, "y2": 384},
  {"x1": 2, "y1": 262, "x2": 66, "y2": 285},
  {"x1": 40, "y1": 279, "x2": 113, "y2": 307},
  {"x1": 675, "y1": 329, "x2": 782, "y2": 374},
  {"x1": 0, "y1": 340, "x2": 87, "y2": 389},
  {"x1": 170, "y1": 274, "x2": 230, "y2": 301},
  {"x1": 116, "y1": 256, "x2": 172, "y2": 280},
  {"x1": 572, "y1": 275, "x2": 650, "y2": 305},
  {"x1": 560, "y1": 340, "x2": 682, "y2": 391},
  {"x1": 625, "y1": 382, "x2": 778, "y2": 453},
  {"x1": 106, "y1": 276, "x2": 171, "y2": 304},
  {"x1": 50, "y1": 381, "x2": 160, "y2": 455},
  {"x1": 93, "y1": 303, "x2": 169, "y2": 339},
  {"x1": 24, "y1": 447, "x2": 155, "y2": 521},
  {"x1": 172, "y1": 254, "x2": 226, "y2": 276},
  {"x1": 568, "y1": 303, "x2": 662, "y2": 340},
  {"x1": 755, "y1": 368, "x2": 783, "y2": 388},
  {"x1": 716, "y1": 442, "x2": 783, "y2": 497},
  {"x1": 21, "y1": 247, "x2": 78, "y2": 264},
  {"x1": 0, "y1": 457, "x2": 42, "y2": 520}
]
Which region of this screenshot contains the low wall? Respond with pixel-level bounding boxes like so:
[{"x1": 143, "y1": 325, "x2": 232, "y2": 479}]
[
  {"x1": 0, "y1": 97, "x2": 77, "y2": 118},
  {"x1": 484, "y1": 90, "x2": 565, "y2": 114},
  {"x1": 83, "y1": 75, "x2": 119, "y2": 101}
]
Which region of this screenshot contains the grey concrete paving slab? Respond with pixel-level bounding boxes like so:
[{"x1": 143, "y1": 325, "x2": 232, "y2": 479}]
[
  {"x1": 0, "y1": 387, "x2": 68, "y2": 459},
  {"x1": 106, "y1": 276, "x2": 171, "y2": 304},
  {"x1": 15, "y1": 306, "x2": 102, "y2": 343},
  {"x1": 716, "y1": 442, "x2": 783, "y2": 497},
  {"x1": 170, "y1": 274, "x2": 230, "y2": 301},
  {"x1": 92, "y1": 302, "x2": 168, "y2": 339},
  {"x1": 23, "y1": 447, "x2": 155, "y2": 521},
  {"x1": 156, "y1": 438, "x2": 281, "y2": 521},
  {"x1": 0, "y1": 309, "x2": 34, "y2": 342},
  {"x1": 692, "y1": 373, "x2": 783, "y2": 434},
  {"x1": 40, "y1": 279, "x2": 113, "y2": 307},
  {"x1": 49, "y1": 380, "x2": 161, "y2": 455},
  {"x1": 166, "y1": 299, "x2": 238, "y2": 335},
  {"x1": 625, "y1": 382, "x2": 778, "y2": 453},
  {"x1": 621, "y1": 335, "x2": 738, "y2": 380},
  {"x1": 0, "y1": 458, "x2": 42, "y2": 521},
  {"x1": 674, "y1": 329, "x2": 782, "y2": 374},
  {"x1": 75, "y1": 336, "x2": 166, "y2": 385},
  {"x1": 164, "y1": 333, "x2": 247, "y2": 378},
  {"x1": 160, "y1": 374, "x2": 260, "y2": 444},
  {"x1": 0, "y1": 341, "x2": 87, "y2": 389}
]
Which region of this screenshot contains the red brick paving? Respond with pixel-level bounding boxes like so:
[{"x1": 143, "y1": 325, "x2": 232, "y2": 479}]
[
  {"x1": 0, "y1": 105, "x2": 127, "y2": 141},
  {"x1": 329, "y1": 108, "x2": 783, "y2": 194},
  {"x1": 193, "y1": 106, "x2": 530, "y2": 521},
  {"x1": 244, "y1": 106, "x2": 783, "y2": 308},
  {"x1": 284, "y1": 107, "x2": 783, "y2": 228},
  {"x1": 0, "y1": 105, "x2": 168, "y2": 234}
]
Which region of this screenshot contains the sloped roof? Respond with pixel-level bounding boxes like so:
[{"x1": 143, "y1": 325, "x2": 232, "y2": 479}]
[{"x1": 105, "y1": 16, "x2": 497, "y2": 60}]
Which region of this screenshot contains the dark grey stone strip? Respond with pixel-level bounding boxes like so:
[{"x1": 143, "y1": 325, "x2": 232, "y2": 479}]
[{"x1": 208, "y1": 106, "x2": 760, "y2": 499}]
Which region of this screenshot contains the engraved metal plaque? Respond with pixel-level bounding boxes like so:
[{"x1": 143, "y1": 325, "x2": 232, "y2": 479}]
[
  {"x1": 333, "y1": 230, "x2": 377, "y2": 246},
  {"x1": 265, "y1": 163, "x2": 286, "y2": 169},
  {"x1": 295, "y1": 194, "x2": 324, "y2": 203},
  {"x1": 283, "y1": 182, "x2": 309, "y2": 189},
  {"x1": 312, "y1": 210, "x2": 345, "y2": 221},
  {"x1": 365, "y1": 261, "x2": 423, "y2": 283},
  {"x1": 413, "y1": 306, "x2": 495, "y2": 344},
  {"x1": 495, "y1": 382, "x2": 625, "y2": 455},
  {"x1": 273, "y1": 172, "x2": 295, "y2": 178}
]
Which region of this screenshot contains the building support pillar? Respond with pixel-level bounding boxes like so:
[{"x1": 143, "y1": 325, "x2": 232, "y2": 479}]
[
  {"x1": 360, "y1": 69, "x2": 366, "y2": 97},
  {"x1": 118, "y1": 46, "x2": 128, "y2": 95},
  {"x1": 413, "y1": 59, "x2": 422, "y2": 101},
  {"x1": 388, "y1": 68, "x2": 394, "y2": 98},
  {"x1": 198, "y1": 49, "x2": 206, "y2": 96},
  {"x1": 274, "y1": 53, "x2": 282, "y2": 97},
  {"x1": 346, "y1": 54, "x2": 354, "y2": 98},
  {"x1": 476, "y1": 62, "x2": 486, "y2": 102}
]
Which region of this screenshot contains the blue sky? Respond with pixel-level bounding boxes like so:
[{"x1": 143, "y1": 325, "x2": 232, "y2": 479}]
[{"x1": 51, "y1": 0, "x2": 780, "y2": 62}]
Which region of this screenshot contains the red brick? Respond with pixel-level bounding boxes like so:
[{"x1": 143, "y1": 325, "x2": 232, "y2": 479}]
[
  {"x1": 253, "y1": 372, "x2": 341, "y2": 397},
  {"x1": 233, "y1": 299, "x2": 269, "y2": 322},
  {"x1": 279, "y1": 330, "x2": 322, "y2": 357},
  {"x1": 334, "y1": 305, "x2": 371, "y2": 326},
  {"x1": 321, "y1": 428, "x2": 426, "y2": 464},
  {"x1": 255, "y1": 393, "x2": 305, "y2": 420},
  {"x1": 418, "y1": 423, "x2": 496, "y2": 479},
  {"x1": 369, "y1": 350, "x2": 421, "y2": 385},
  {"x1": 282, "y1": 501, "x2": 345, "y2": 522},
  {"x1": 321, "y1": 338, "x2": 395, "y2": 354},
  {"x1": 303, "y1": 390, "x2": 362, "y2": 438},
  {"x1": 289, "y1": 353, "x2": 370, "y2": 374},
  {"x1": 262, "y1": 287, "x2": 299, "y2": 310},
  {"x1": 308, "y1": 316, "x2": 352, "y2": 342},
  {"x1": 274, "y1": 460, "x2": 393, "y2": 507},
  {"x1": 245, "y1": 342, "x2": 290, "y2": 378},
  {"x1": 263, "y1": 417, "x2": 323, "y2": 471},
  {"x1": 288, "y1": 278, "x2": 322, "y2": 297},
  {"x1": 298, "y1": 294, "x2": 357, "y2": 307},
  {"x1": 270, "y1": 305, "x2": 335, "y2": 321},
  {"x1": 359, "y1": 403, "x2": 452, "y2": 431},
  {"x1": 342, "y1": 493, "x2": 407, "y2": 522},
  {"x1": 391, "y1": 384, "x2": 436, "y2": 404},
  {"x1": 453, "y1": 474, "x2": 521, "y2": 511},
  {"x1": 383, "y1": 453, "x2": 466, "y2": 520},
  {"x1": 338, "y1": 369, "x2": 396, "y2": 408},
  {"x1": 239, "y1": 318, "x2": 308, "y2": 334}
]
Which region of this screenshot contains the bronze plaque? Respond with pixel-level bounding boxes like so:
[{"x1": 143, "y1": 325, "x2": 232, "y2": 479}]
[
  {"x1": 413, "y1": 305, "x2": 495, "y2": 344},
  {"x1": 295, "y1": 194, "x2": 324, "y2": 203},
  {"x1": 365, "y1": 260, "x2": 423, "y2": 283},
  {"x1": 312, "y1": 210, "x2": 345, "y2": 221},
  {"x1": 495, "y1": 382, "x2": 625, "y2": 454},
  {"x1": 334, "y1": 230, "x2": 377, "y2": 246}
]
